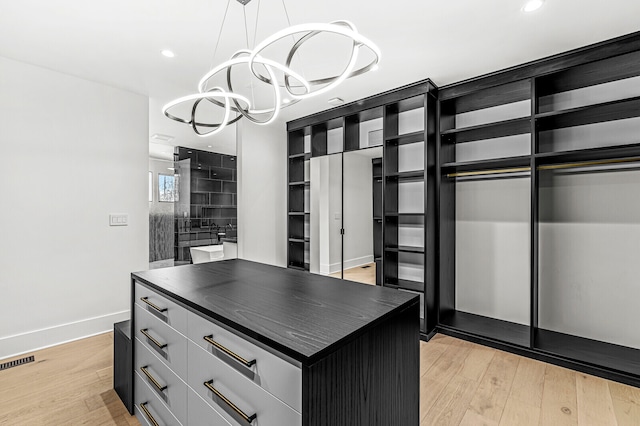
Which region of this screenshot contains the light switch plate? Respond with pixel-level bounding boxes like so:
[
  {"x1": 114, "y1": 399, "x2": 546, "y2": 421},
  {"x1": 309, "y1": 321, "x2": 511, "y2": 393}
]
[{"x1": 109, "y1": 214, "x2": 128, "y2": 226}]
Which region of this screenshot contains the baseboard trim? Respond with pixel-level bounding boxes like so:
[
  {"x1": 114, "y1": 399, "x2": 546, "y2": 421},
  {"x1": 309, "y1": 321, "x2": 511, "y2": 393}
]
[
  {"x1": 320, "y1": 255, "x2": 375, "y2": 275},
  {"x1": 0, "y1": 310, "x2": 130, "y2": 361}
]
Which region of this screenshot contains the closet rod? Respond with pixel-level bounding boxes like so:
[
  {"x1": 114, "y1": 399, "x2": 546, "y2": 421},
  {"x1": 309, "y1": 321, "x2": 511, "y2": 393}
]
[
  {"x1": 537, "y1": 157, "x2": 640, "y2": 171},
  {"x1": 446, "y1": 166, "x2": 531, "y2": 178},
  {"x1": 447, "y1": 157, "x2": 640, "y2": 178}
]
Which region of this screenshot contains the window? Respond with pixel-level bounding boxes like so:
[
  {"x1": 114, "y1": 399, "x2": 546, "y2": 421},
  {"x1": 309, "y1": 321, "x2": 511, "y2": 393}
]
[{"x1": 158, "y1": 173, "x2": 179, "y2": 202}]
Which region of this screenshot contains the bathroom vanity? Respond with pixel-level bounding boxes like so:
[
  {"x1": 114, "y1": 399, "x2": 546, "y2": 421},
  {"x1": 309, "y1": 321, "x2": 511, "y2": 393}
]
[{"x1": 130, "y1": 259, "x2": 419, "y2": 426}]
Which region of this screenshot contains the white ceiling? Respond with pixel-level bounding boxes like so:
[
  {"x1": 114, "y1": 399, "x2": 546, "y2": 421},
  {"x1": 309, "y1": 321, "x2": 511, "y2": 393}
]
[{"x1": 1, "y1": 0, "x2": 639, "y2": 157}]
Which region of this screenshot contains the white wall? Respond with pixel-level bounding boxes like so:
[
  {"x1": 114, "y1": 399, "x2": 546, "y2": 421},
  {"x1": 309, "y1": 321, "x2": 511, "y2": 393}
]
[
  {"x1": 455, "y1": 177, "x2": 531, "y2": 326},
  {"x1": 0, "y1": 56, "x2": 149, "y2": 359},
  {"x1": 236, "y1": 120, "x2": 287, "y2": 267},
  {"x1": 539, "y1": 169, "x2": 640, "y2": 349}
]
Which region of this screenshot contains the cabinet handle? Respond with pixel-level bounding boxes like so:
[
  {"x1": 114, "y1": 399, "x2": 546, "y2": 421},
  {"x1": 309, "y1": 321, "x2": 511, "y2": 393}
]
[
  {"x1": 140, "y1": 365, "x2": 167, "y2": 392},
  {"x1": 203, "y1": 335, "x2": 256, "y2": 368},
  {"x1": 140, "y1": 297, "x2": 168, "y2": 313},
  {"x1": 139, "y1": 402, "x2": 160, "y2": 426},
  {"x1": 204, "y1": 380, "x2": 257, "y2": 424},
  {"x1": 141, "y1": 329, "x2": 167, "y2": 349}
]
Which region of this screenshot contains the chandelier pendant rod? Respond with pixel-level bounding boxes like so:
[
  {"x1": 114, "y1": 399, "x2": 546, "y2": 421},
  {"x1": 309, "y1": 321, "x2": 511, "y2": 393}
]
[
  {"x1": 208, "y1": 0, "x2": 233, "y2": 90},
  {"x1": 280, "y1": 0, "x2": 306, "y2": 80}
]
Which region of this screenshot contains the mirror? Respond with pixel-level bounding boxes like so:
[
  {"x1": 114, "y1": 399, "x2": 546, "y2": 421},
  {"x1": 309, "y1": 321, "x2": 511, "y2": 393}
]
[
  {"x1": 309, "y1": 153, "x2": 342, "y2": 276},
  {"x1": 308, "y1": 146, "x2": 383, "y2": 285},
  {"x1": 341, "y1": 147, "x2": 383, "y2": 285}
]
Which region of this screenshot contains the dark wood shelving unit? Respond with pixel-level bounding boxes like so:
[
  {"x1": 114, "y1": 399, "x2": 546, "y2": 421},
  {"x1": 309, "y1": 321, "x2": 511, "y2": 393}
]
[
  {"x1": 173, "y1": 147, "x2": 237, "y2": 264},
  {"x1": 287, "y1": 81, "x2": 438, "y2": 339},
  {"x1": 287, "y1": 128, "x2": 311, "y2": 270},
  {"x1": 438, "y1": 29, "x2": 640, "y2": 388}
]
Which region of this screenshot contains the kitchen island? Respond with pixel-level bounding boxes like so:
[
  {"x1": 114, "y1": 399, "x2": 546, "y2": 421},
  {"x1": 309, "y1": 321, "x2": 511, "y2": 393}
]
[{"x1": 130, "y1": 259, "x2": 419, "y2": 426}]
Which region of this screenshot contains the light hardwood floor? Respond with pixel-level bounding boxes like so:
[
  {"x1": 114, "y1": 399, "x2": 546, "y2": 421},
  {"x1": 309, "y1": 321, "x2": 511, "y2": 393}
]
[
  {"x1": 329, "y1": 262, "x2": 376, "y2": 285},
  {"x1": 1, "y1": 332, "x2": 639, "y2": 425}
]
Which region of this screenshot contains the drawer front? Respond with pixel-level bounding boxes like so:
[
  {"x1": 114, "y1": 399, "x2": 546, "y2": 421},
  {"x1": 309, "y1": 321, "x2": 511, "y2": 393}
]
[
  {"x1": 135, "y1": 281, "x2": 188, "y2": 334},
  {"x1": 188, "y1": 389, "x2": 233, "y2": 426},
  {"x1": 188, "y1": 311, "x2": 302, "y2": 412},
  {"x1": 134, "y1": 338, "x2": 188, "y2": 424},
  {"x1": 134, "y1": 371, "x2": 182, "y2": 426},
  {"x1": 135, "y1": 303, "x2": 187, "y2": 378},
  {"x1": 188, "y1": 341, "x2": 302, "y2": 426}
]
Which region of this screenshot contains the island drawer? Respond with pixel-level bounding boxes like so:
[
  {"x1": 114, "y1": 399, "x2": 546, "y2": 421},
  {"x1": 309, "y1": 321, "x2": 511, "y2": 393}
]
[
  {"x1": 134, "y1": 338, "x2": 188, "y2": 424},
  {"x1": 187, "y1": 341, "x2": 302, "y2": 426},
  {"x1": 188, "y1": 310, "x2": 302, "y2": 412},
  {"x1": 135, "y1": 303, "x2": 188, "y2": 379},
  {"x1": 187, "y1": 389, "x2": 233, "y2": 426},
  {"x1": 135, "y1": 281, "x2": 188, "y2": 334},
  {"x1": 134, "y1": 370, "x2": 182, "y2": 426}
]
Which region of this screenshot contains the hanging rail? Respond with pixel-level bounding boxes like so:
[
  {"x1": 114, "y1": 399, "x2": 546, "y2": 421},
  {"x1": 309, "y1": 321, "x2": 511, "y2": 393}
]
[{"x1": 446, "y1": 157, "x2": 640, "y2": 178}]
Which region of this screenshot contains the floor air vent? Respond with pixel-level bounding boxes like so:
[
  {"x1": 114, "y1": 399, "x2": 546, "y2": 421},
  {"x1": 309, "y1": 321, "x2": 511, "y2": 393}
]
[{"x1": 0, "y1": 355, "x2": 34, "y2": 371}]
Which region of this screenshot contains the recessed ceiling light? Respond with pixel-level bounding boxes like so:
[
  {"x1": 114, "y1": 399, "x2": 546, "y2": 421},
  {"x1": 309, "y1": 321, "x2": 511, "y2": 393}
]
[
  {"x1": 167, "y1": 167, "x2": 175, "y2": 171},
  {"x1": 282, "y1": 98, "x2": 291, "y2": 104},
  {"x1": 523, "y1": 0, "x2": 544, "y2": 12},
  {"x1": 372, "y1": 64, "x2": 379, "y2": 71},
  {"x1": 208, "y1": 145, "x2": 212, "y2": 148},
  {"x1": 328, "y1": 97, "x2": 345, "y2": 106},
  {"x1": 161, "y1": 49, "x2": 175, "y2": 58}
]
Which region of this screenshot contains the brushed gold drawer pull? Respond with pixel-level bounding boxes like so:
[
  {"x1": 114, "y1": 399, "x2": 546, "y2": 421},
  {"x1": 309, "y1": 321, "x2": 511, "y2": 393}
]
[
  {"x1": 140, "y1": 365, "x2": 167, "y2": 392},
  {"x1": 204, "y1": 335, "x2": 256, "y2": 368},
  {"x1": 139, "y1": 402, "x2": 160, "y2": 426},
  {"x1": 140, "y1": 297, "x2": 168, "y2": 313},
  {"x1": 141, "y1": 329, "x2": 167, "y2": 350},
  {"x1": 204, "y1": 380, "x2": 257, "y2": 424}
]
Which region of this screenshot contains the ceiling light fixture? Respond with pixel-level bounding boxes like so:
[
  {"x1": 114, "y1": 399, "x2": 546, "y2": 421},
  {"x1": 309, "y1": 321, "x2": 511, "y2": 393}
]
[
  {"x1": 523, "y1": 0, "x2": 544, "y2": 12},
  {"x1": 161, "y1": 50, "x2": 175, "y2": 58},
  {"x1": 163, "y1": 0, "x2": 381, "y2": 137}
]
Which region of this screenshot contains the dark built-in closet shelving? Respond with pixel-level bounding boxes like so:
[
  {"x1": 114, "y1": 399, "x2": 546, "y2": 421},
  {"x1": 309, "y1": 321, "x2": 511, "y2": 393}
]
[
  {"x1": 288, "y1": 30, "x2": 640, "y2": 387},
  {"x1": 174, "y1": 147, "x2": 237, "y2": 264},
  {"x1": 287, "y1": 81, "x2": 438, "y2": 338},
  {"x1": 438, "y1": 31, "x2": 640, "y2": 387},
  {"x1": 372, "y1": 157, "x2": 383, "y2": 286}
]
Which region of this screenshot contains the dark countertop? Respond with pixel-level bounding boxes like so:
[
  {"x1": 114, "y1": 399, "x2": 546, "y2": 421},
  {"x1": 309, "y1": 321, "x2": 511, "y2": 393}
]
[
  {"x1": 132, "y1": 259, "x2": 418, "y2": 364},
  {"x1": 220, "y1": 237, "x2": 237, "y2": 243}
]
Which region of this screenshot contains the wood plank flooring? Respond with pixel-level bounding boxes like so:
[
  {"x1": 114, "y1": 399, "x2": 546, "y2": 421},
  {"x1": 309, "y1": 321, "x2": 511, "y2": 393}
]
[
  {"x1": 1, "y1": 332, "x2": 640, "y2": 425},
  {"x1": 329, "y1": 262, "x2": 376, "y2": 285}
]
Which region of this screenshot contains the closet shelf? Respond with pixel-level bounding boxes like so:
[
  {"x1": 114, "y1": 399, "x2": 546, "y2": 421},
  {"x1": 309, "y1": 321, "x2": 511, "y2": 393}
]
[
  {"x1": 535, "y1": 329, "x2": 640, "y2": 377},
  {"x1": 289, "y1": 152, "x2": 306, "y2": 159},
  {"x1": 288, "y1": 238, "x2": 309, "y2": 243},
  {"x1": 441, "y1": 156, "x2": 531, "y2": 175},
  {"x1": 384, "y1": 279, "x2": 424, "y2": 292},
  {"x1": 385, "y1": 245, "x2": 425, "y2": 254},
  {"x1": 385, "y1": 130, "x2": 424, "y2": 146},
  {"x1": 439, "y1": 310, "x2": 530, "y2": 348},
  {"x1": 535, "y1": 143, "x2": 640, "y2": 166},
  {"x1": 535, "y1": 95, "x2": 640, "y2": 131},
  {"x1": 386, "y1": 170, "x2": 425, "y2": 181},
  {"x1": 440, "y1": 116, "x2": 530, "y2": 144}
]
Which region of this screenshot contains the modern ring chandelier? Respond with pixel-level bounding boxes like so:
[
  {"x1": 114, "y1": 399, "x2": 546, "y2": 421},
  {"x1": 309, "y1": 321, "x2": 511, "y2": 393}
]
[{"x1": 162, "y1": 0, "x2": 381, "y2": 137}]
